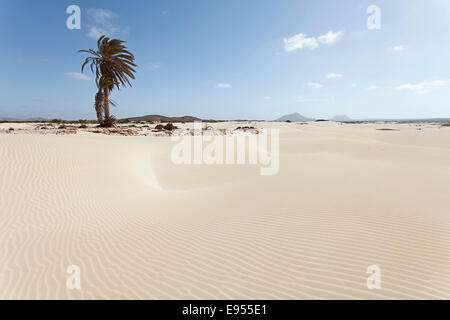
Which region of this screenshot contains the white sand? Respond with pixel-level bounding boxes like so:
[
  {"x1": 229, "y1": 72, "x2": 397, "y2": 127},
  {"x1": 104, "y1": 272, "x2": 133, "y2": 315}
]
[{"x1": 0, "y1": 121, "x2": 449, "y2": 299}]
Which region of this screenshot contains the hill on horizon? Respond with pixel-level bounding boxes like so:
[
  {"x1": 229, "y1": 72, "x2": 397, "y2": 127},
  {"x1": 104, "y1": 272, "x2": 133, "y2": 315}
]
[
  {"x1": 275, "y1": 113, "x2": 314, "y2": 122},
  {"x1": 330, "y1": 115, "x2": 353, "y2": 122}
]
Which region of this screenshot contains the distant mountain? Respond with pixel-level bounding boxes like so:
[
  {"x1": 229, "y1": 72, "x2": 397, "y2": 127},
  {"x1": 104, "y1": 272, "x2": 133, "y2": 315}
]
[
  {"x1": 275, "y1": 113, "x2": 314, "y2": 122},
  {"x1": 123, "y1": 115, "x2": 202, "y2": 122},
  {"x1": 0, "y1": 117, "x2": 49, "y2": 122},
  {"x1": 330, "y1": 115, "x2": 353, "y2": 122}
]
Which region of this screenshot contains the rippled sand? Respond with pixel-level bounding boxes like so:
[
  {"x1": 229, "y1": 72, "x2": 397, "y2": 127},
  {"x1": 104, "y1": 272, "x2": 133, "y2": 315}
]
[{"x1": 1, "y1": 121, "x2": 449, "y2": 299}]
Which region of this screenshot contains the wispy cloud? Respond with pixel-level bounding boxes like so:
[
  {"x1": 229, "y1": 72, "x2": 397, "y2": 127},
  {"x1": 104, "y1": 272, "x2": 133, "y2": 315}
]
[
  {"x1": 67, "y1": 72, "x2": 91, "y2": 81},
  {"x1": 87, "y1": 26, "x2": 107, "y2": 40},
  {"x1": 305, "y1": 82, "x2": 323, "y2": 88},
  {"x1": 351, "y1": 83, "x2": 357, "y2": 88},
  {"x1": 284, "y1": 34, "x2": 318, "y2": 51},
  {"x1": 263, "y1": 96, "x2": 272, "y2": 100},
  {"x1": 317, "y1": 31, "x2": 343, "y2": 45},
  {"x1": 325, "y1": 73, "x2": 343, "y2": 79},
  {"x1": 396, "y1": 80, "x2": 447, "y2": 94},
  {"x1": 216, "y1": 83, "x2": 232, "y2": 88},
  {"x1": 87, "y1": 8, "x2": 124, "y2": 39},
  {"x1": 284, "y1": 30, "x2": 343, "y2": 52},
  {"x1": 368, "y1": 85, "x2": 377, "y2": 90},
  {"x1": 392, "y1": 45, "x2": 405, "y2": 51},
  {"x1": 89, "y1": 8, "x2": 115, "y2": 25}
]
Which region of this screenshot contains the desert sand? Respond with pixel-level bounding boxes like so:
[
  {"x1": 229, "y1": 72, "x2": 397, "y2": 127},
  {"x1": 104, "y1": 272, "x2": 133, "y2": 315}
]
[{"x1": 0, "y1": 121, "x2": 449, "y2": 299}]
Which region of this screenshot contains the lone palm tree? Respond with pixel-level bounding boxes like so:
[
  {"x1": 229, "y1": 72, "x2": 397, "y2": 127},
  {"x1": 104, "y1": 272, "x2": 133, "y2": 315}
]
[{"x1": 79, "y1": 35, "x2": 137, "y2": 127}]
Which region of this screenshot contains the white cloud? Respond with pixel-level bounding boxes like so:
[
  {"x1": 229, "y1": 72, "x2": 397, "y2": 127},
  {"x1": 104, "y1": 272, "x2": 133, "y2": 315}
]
[
  {"x1": 305, "y1": 82, "x2": 323, "y2": 88},
  {"x1": 368, "y1": 85, "x2": 377, "y2": 90},
  {"x1": 88, "y1": 8, "x2": 115, "y2": 25},
  {"x1": 216, "y1": 83, "x2": 232, "y2": 88},
  {"x1": 393, "y1": 45, "x2": 405, "y2": 51},
  {"x1": 325, "y1": 73, "x2": 343, "y2": 79},
  {"x1": 318, "y1": 30, "x2": 344, "y2": 44},
  {"x1": 87, "y1": 26, "x2": 107, "y2": 40},
  {"x1": 396, "y1": 83, "x2": 423, "y2": 91},
  {"x1": 427, "y1": 80, "x2": 447, "y2": 88},
  {"x1": 284, "y1": 33, "x2": 318, "y2": 51},
  {"x1": 284, "y1": 30, "x2": 343, "y2": 52},
  {"x1": 67, "y1": 72, "x2": 91, "y2": 81},
  {"x1": 351, "y1": 83, "x2": 357, "y2": 88},
  {"x1": 396, "y1": 80, "x2": 447, "y2": 94},
  {"x1": 87, "y1": 8, "x2": 120, "y2": 39},
  {"x1": 264, "y1": 96, "x2": 272, "y2": 100}
]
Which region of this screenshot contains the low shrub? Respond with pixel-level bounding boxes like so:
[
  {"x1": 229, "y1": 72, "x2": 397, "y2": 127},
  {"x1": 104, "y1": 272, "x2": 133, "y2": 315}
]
[
  {"x1": 100, "y1": 115, "x2": 116, "y2": 127},
  {"x1": 164, "y1": 123, "x2": 177, "y2": 131}
]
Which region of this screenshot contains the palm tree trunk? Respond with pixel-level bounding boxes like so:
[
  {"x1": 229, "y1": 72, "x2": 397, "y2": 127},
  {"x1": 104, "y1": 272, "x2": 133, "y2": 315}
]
[
  {"x1": 95, "y1": 90, "x2": 104, "y2": 125},
  {"x1": 103, "y1": 87, "x2": 111, "y2": 126}
]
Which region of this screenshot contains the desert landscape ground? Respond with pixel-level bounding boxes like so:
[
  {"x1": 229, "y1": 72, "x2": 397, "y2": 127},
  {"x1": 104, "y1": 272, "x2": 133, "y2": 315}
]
[{"x1": 0, "y1": 121, "x2": 449, "y2": 299}]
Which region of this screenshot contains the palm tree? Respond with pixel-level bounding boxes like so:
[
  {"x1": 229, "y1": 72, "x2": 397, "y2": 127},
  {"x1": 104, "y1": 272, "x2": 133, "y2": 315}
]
[{"x1": 79, "y1": 35, "x2": 137, "y2": 127}]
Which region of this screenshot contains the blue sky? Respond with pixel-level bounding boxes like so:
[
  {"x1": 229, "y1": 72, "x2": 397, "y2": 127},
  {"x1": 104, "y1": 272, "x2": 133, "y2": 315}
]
[{"x1": 0, "y1": 0, "x2": 449, "y2": 120}]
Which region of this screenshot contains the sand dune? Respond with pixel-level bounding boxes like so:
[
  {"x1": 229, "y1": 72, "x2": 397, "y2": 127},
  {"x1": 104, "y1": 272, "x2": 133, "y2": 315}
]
[{"x1": 0, "y1": 122, "x2": 449, "y2": 299}]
